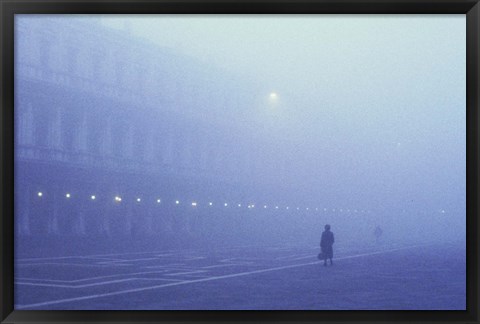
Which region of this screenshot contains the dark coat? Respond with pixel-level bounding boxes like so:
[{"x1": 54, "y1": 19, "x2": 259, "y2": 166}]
[{"x1": 320, "y1": 230, "x2": 334, "y2": 258}]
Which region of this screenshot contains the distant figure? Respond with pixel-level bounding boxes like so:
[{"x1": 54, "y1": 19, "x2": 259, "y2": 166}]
[
  {"x1": 320, "y1": 224, "x2": 334, "y2": 266},
  {"x1": 374, "y1": 225, "x2": 383, "y2": 244}
]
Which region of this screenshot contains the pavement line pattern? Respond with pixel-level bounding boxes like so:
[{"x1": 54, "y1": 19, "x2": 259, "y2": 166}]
[
  {"x1": 15, "y1": 243, "x2": 433, "y2": 310},
  {"x1": 16, "y1": 270, "x2": 171, "y2": 283},
  {"x1": 16, "y1": 244, "x2": 264, "y2": 262},
  {"x1": 16, "y1": 262, "x2": 130, "y2": 268}
]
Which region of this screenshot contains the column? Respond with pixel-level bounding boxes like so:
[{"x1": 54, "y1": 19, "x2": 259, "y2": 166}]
[
  {"x1": 77, "y1": 210, "x2": 86, "y2": 236},
  {"x1": 48, "y1": 191, "x2": 60, "y2": 235},
  {"x1": 144, "y1": 127, "x2": 155, "y2": 163},
  {"x1": 123, "y1": 125, "x2": 134, "y2": 159},
  {"x1": 181, "y1": 132, "x2": 191, "y2": 171},
  {"x1": 47, "y1": 106, "x2": 63, "y2": 162},
  {"x1": 73, "y1": 112, "x2": 88, "y2": 152},
  {"x1": 17, "y1": 182, "x2": 31, "y2": 236},
  {"x1": 125, "y1": 205, "x2": 133, "y2": 236},
  {"x1": 18, "y1": 103, "x2": 35, "y2": 146},
  {"x1": 163, "y1": 132, "x2": 174, "y2": 167},
  {"x1": 145, "y1": 210, "x2": 154, "y2": 235},
  {"x1": 103, "y1": 197, "x2": 111, "y2": 237},
  {"x1": 101, "y1": 118, "x2": 113, "y2": 157}
]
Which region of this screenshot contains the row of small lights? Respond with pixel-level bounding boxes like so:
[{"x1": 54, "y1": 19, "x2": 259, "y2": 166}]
[{"x1": 35, "y1": 191, "x2": 370, "y2": 213}]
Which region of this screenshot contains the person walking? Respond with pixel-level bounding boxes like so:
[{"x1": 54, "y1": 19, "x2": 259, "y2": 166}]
[{"x1": 320, "y1": 224, "x2": 334, "y2": 266}]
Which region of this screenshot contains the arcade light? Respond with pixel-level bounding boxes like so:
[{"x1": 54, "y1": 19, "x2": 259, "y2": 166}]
[{"x1": 40, "y1": 190, "x2": 374, "y2": 215}]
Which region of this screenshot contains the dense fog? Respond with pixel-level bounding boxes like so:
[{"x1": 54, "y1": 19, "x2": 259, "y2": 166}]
[{"x1": 15, "y1": 15, "x2": 466, "y2": 255}]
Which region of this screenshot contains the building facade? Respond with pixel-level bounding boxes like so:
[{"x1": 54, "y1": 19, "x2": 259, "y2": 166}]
[{"x1": 15, "y1": 17, "x2": 312, "y2": 244}]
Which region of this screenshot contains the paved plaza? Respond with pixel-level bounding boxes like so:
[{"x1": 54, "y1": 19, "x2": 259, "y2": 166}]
[{"x1": 15, "y1": 241, "x2": 465, "y2": 310}]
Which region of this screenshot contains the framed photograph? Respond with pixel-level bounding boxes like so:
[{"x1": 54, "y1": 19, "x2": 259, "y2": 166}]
[{"x1": 1, "y1": 0, "x2": 478, "y2": 323}]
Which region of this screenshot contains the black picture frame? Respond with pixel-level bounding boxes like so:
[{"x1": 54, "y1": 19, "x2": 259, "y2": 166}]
[{"x1": 1, "y1": 0, "x2": 479, "y2": 323}]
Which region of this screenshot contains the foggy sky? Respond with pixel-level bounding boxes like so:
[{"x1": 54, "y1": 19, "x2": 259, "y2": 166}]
[{"x1": 102, "y1": 15, "x2": 466, "y2": 214}]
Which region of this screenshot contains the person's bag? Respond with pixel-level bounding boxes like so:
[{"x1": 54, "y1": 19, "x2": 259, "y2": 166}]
[{"x1": 317, "y1": 252, "x2": 325, "y2": 260}]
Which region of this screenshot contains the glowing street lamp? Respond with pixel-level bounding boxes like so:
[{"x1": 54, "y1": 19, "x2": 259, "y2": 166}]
[{"x1": 268, "y1": 92, "x2": 280, "y2": 108}]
